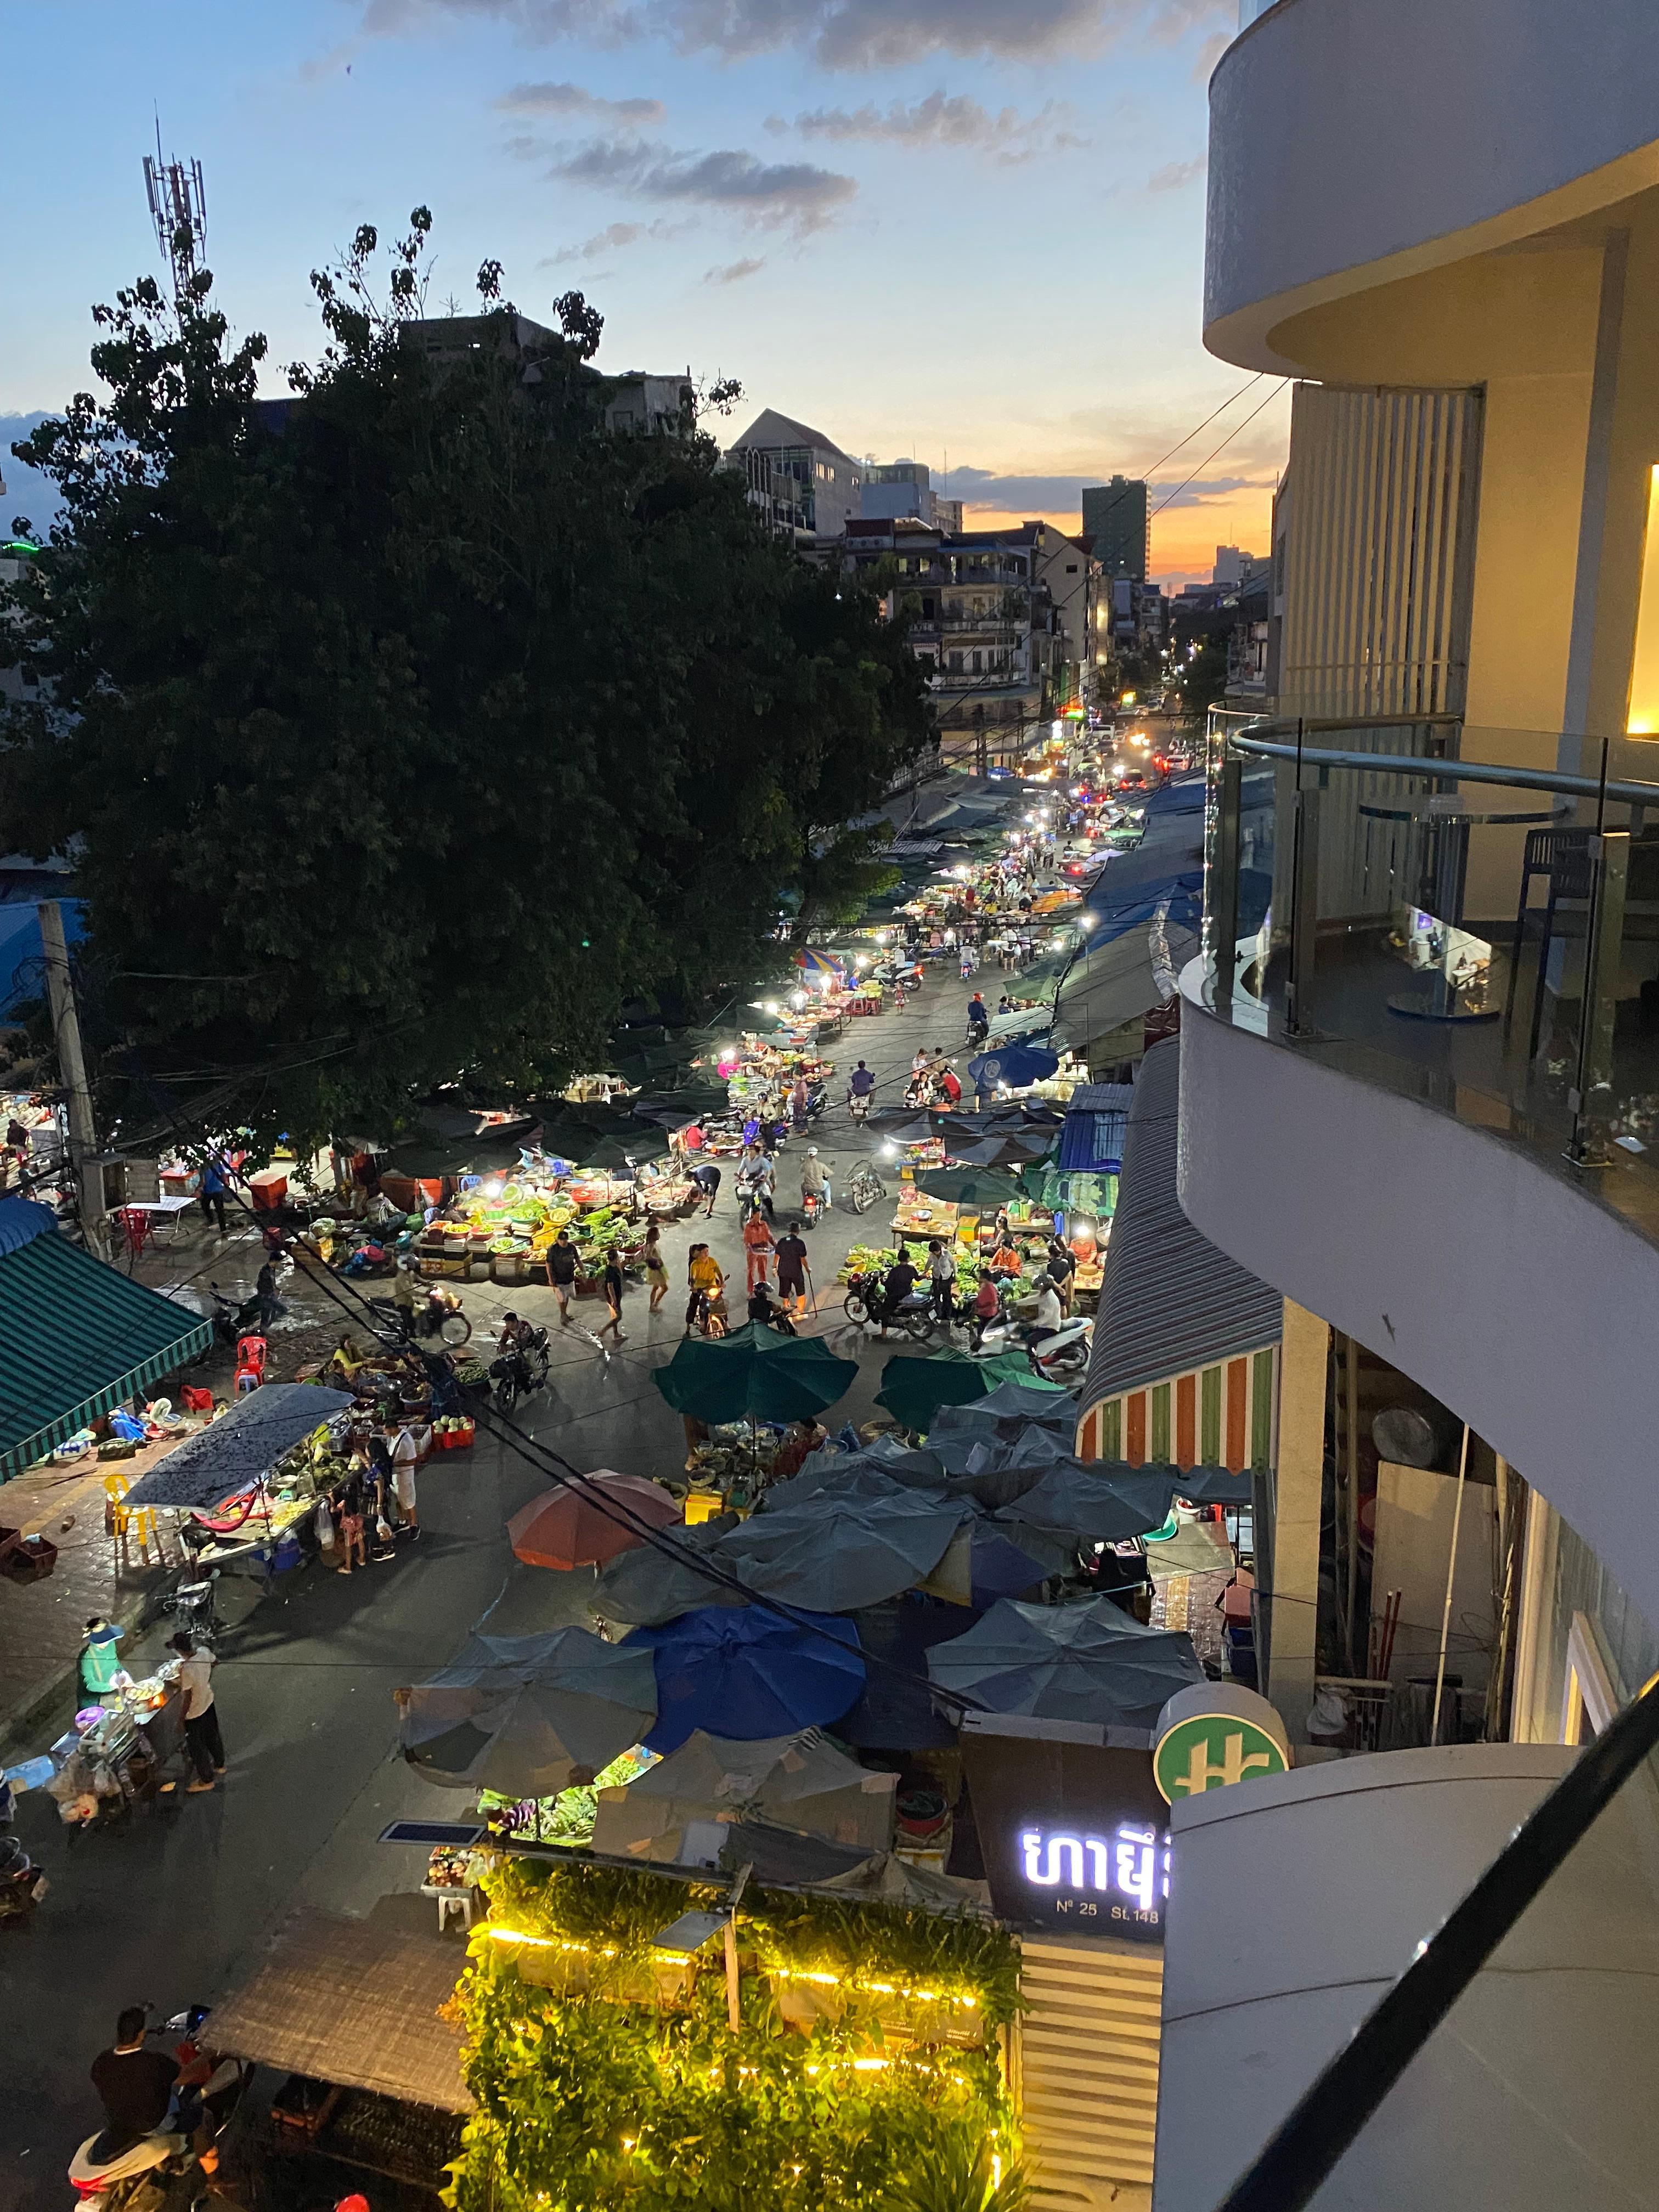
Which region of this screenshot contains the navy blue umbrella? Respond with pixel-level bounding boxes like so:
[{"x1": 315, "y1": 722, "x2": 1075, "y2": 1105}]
[
  {"x1": 633, "y1": 1605, "x2": 866, "y2": 1754},
  {"x1": 968, "y1": 1043, "x2": 1061, "y2": 1092}
]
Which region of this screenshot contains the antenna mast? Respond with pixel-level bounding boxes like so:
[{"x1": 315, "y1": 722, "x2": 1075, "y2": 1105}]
[{"x1": 143, "y1": 120, "x2": 207, "y2": 302}]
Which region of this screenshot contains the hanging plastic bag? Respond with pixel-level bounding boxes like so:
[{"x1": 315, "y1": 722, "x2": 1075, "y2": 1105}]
[{"x1": 315, "y1": 1499, "x2": 336, "y2": 1550}]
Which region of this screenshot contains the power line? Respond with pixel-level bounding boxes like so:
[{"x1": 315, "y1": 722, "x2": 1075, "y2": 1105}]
[{"x1": 1150, "y1": 381, "x2": 1289, "y2": 521}]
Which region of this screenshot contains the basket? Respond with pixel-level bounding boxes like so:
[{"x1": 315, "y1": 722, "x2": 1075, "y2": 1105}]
[
  {"x1": 2, "y1": 1533, "x2": 58, "y2": 1584},
  {"x1": 575, "y1": 1276, "x2": 604, "y2": 1297}
]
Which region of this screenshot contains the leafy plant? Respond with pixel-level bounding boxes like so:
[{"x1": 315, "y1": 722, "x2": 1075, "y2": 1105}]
[{"x1": 878, "y1": 2116, "x2": 1031, "y2": 2212}]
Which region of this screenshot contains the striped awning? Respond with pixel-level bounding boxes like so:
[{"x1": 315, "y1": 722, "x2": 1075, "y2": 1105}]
[{"x1": 0, "y1": 1200, "x2": 214, "y2": 1481}]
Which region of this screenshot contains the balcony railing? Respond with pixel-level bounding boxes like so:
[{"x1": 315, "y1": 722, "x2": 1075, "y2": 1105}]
[{"x1": 1202, "y1": 714, "x2": 1659, "y2": 1249}]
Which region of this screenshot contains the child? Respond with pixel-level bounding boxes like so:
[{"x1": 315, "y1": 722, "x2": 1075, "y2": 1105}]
[{"x1": 598, "y1": 1253, "x2": 627, "y2": 1345}]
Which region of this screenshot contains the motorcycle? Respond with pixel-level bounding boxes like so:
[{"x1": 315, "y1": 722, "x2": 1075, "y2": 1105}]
[
  {"x1": 69, "y1": 2008, "x2": 251, "y2": 2210},
  {"x1": 368, "y1": 1285, "x2": 472, "y2": 1348},
  {"x1": 1028, "y1": 1316, "x2": 1093, "y2": 1381},
  {"x1": 842, "y1": 1270, "x2": 935, "y2": 1343},
  {"x1": 847, "y1": 1087, "x2": 872, "y2": 1124},
  {"x1": 492, "y1": 1327, "x2": 551, "y2": 1413},
  {"x1": 205, "y1": 1262, "x2": 291, "y2": 1345}
]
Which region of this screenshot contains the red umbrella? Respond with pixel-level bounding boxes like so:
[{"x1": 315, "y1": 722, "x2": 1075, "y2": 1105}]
[{"x1": 507, "y1": 1474, "x2": 681, "y2": 1570}]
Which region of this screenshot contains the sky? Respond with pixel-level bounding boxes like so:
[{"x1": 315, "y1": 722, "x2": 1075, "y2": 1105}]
[{"x1": 0, "y1": 0, "x2": 1288, "y2": 585}]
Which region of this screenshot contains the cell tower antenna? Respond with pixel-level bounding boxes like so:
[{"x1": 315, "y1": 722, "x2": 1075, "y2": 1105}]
[{"x1": 143, "y1": 117, "x2": 207, "y2": 302}]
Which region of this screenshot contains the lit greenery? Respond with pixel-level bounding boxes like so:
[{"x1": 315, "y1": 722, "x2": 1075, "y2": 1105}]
[{"x1": 446, "y1": 1857, "x2": 1022, "y2": 2212}]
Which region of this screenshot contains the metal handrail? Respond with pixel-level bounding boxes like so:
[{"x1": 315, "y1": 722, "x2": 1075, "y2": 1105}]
[{"x1": 1228, "y1": 732, "x2": 1659, "y2": 811}]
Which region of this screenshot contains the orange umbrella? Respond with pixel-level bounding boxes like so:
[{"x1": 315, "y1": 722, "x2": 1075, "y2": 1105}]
[{"x1": 507, "y1": 1474, "x2": 682, "y2": 1570}]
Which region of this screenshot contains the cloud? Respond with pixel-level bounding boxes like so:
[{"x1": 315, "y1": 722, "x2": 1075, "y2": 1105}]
[
  {"x1": 771, "y1": 91, "x2": 1087, "y2": 162},
  {"x1": 545, "y1": 137, "x2": 857, "y2": 233},
  {"x1": 945, "y1": 464, "x2": 1272, "y2": 517},
  {"x1": 1192, "y1": 28, "x2": 1231, "y2": 78},
  {"x1": 498, "y1": 78, "x2": 665, "y2": 125},
  {"x1": 551, "y1": 221, "x2": 647, "y2": 262},
  {"x1": 1148, "y1": 154, "x2": 1205, "y2": 192},
  {"x1": 705, "y1": 257, "x2": 765, "y2": 285},
  {"x1": 356, "y1": 0, "x2": 1232, "y2": 71}
]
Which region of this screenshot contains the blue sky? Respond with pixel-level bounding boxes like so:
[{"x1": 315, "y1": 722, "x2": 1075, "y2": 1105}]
[{"x1": 0, "y1": 0, "x2": 1289, "y2": 581}]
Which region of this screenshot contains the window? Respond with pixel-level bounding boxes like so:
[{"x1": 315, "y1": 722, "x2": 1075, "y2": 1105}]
[
  {"x1": 971, "y1": 650, "x2": 983, "y2": 675},
  {"x1": 1066, "y1": 563, "x2": 1078, "y2": 574},
  {"x1": 949, "y1": 651, "x2": 964, "y2": 674}
]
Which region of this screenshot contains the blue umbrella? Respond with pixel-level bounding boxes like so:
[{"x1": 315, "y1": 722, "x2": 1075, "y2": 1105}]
[
  {"x1": 633, "y1": 1605, "x2": 866, "y2": 1754},
  {"x1": 968, "y1": 1042, "x2": 1060, "y2": 1093}
]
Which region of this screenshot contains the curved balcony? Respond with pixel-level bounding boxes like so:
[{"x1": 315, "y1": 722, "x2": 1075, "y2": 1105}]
[
  {"x1": 1206, "y1": 0, "x2": 1659, "y2": 369},
  {"x1": 1180, "y1": 717, "x2": 1659, "y2": 1633}
]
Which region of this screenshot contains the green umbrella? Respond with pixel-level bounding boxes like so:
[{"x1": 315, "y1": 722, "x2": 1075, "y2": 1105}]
[
  {"x1": 875, "y1": 1348, "x2": 994, "y2": 1434},
  {"x1": 915, "y1": 1167, "x2": 1024, "y2": 1207},
  {"x1": 652, "y1": 1322, "x2": 860, "y2": 1426}
]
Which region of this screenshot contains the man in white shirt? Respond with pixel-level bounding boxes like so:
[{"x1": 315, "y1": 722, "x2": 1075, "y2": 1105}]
[
  {"x1": 1032, "y1": 1280, "x2": 1064, "y2": 1341},
  {"x1": 168, "y1": 1631, "x2": 224, "y2": 1792},
  {"x1": 927, "y1": 1238, "x2": 957, "y2": 1323}
]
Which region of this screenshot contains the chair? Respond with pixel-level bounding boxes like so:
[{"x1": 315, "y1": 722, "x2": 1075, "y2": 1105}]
[
  {"x1": 233, "y1": 1335, "x2": 267, "y2": 1396},
  {"x1": 1503, "y1": 827, "x2": 1593, "y2": 1055},
  {"x1": 105, "y1": 1475, "x2": 163, "y2": 1572},
  {"x1": 115, "y1": 1206, "x2": 153, "y2": 1259}
]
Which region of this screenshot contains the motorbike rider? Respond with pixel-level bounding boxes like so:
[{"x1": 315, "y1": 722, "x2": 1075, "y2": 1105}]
[
  {"x1": 496, "y1": 1313, "x2": 536, "y2": 1393},
  {"x1": 967, "y1": 991, "x2": 989, "y2": 1045},
  {"x1": 91, "y1": 2007, "x2": 179, "y2": 2155},
  {"x1": 1031, "y1": 1277, "x2": 1065, "y2": 1344},
  {"x1": 879, "y1": 1248, "x2": 920, "y2": 1338},
  {"x1": 847, "y1": 1061, "x2": 876, "y2": 1120},
  {"x1": 800, "y1": 1146, "x2": 831, "y2": 1217}
]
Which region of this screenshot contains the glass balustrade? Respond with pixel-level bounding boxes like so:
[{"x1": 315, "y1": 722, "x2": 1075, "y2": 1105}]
[{"x1": 1202, "y1": 715, "x2": 1659, "y2": 1246}]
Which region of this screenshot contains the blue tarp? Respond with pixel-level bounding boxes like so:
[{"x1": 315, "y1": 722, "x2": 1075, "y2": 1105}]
[
  {"x1": 1084, "y1": 870, "x2": 1205, "y2": 946},
  {"x1": 968, "y1": 1043, "x2": 1060, "y2": 1091},
  {"x1": 0, "y1": 898, "x2": 86, "y2": 1015},
  {"x1": 633, "y1": 1605, "x2": 866, "y2": 1754},
  {"x1": 0, "y1": 1197, "x2": 54, "y2": 1260},
  {"x1": 1056, "y1": 1082, "x2": 1136, "y2": 1174}
]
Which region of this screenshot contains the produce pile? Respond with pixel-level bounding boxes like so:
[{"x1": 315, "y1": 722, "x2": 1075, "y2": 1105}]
[{"x1": 479, "y1": 1747, "x2": 654, "y2": 1850}]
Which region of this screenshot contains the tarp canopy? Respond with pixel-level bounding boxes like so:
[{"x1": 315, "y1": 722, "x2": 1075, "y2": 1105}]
[
  {"x1": 1057, "y1": 1084, "x2": 1136, "y2": 1175},
  {"x1": 591, "y1": 1727, "x2": 895, "y2": 1864},
  {"x1": 877, "y1": 1347, "x2": 1001, "y2": 1433},
  {"x1": 932, "y1": 1380, "x2": 1079, "y2": 1442},
  {"x1": 1054, "y1": 914, "x2": 1199, "y2": 1052},
  {"x1": 507, "y1": 1475, "x2": 681, "y2": 1571},
  {"x1": 591, "y1": 1519, "x2": 748, "y2": 1628},
  {"x1": 994, "y1": 1457, "x2": 1183, "y2": 1545},
  {"x1": 715, "y1": 1489, "x2": 973, "y2": 1612},
  {"x1": 967, "y1": 1043, "x2": 1060, "y2": 1093},
  {"x1": 838, "y1": 1596, "x2": 970, "y2": 1749},
  {"x1": 207, "y1": 1907, "x2": 473, "y2": 2113},
  {"x1": 927, "y1": 1596, "x2": 1204, "y2": 1729},
  {"x1": 633, "y1": 1605, "x2": 866, "y2": 1753},
  {"x1": 123, "y1": 1384, "x2": 354, "y2": 1508},
  {"x1": 652, "y1": 1324, "x2": 858, "y2": 1426},
  {"x1": 0, "y1": 1199, "x2": 215, "y2": 1482},
  {"x1": 399, "y1": 1627, "x2": 657, "y2": 1797}
]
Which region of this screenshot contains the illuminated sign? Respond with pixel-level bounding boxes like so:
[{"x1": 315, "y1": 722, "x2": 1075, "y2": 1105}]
[
  {"x1": 960, "y1": 1727, "x2": 1171, "y2": 1945},
  {"x1": 1018, "y1": 1821, "x2": 1170, "y2": 1937},
  {"x1": 1152, "y1": 1685, "x2": 1291, "y2": 1804}
]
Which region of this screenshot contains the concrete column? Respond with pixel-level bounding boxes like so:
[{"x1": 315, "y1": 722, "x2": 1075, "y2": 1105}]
[
  {"x1": 1266, "y1": 1296, "x2": 1329, "y2": 1745},
  {"x1": 1564, "y1": 216, "x2": 1659, "y2": 751}
]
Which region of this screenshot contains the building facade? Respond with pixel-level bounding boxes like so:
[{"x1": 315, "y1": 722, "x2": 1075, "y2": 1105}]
[
  {"x1": 1082, "y1": 477, "x2": 1150, "y2": 583},
  {"x1": 726, "y1": 408, "x2": 863, "y2": 544},
  {"x1": 1148, "y1": 3, "x2": 1659, "y2": 2201}
]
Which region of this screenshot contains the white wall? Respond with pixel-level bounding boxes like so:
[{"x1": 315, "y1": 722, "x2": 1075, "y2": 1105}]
[
  {"x1": 1176, "y1": 967, "x2": 1659, "y2": 1645},
  {"x1": 1154, "y1": 1743, "x2": 1659, "y2": 2210},
  {"x1": 1206, "y1": 0, "x2": 1659, "y2": 368}
]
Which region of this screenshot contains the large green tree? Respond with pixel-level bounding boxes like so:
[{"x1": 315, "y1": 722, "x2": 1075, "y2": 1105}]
[{"x1": 1, "y1": 216, "x2": 927, "y2": 1145}]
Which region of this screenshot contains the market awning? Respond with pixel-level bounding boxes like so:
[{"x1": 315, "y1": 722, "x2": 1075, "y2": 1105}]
[
  {"x1": 207, "y1": 1906, "x2": 473, "y2": 2113},
  {"x1": 0, "y1": 1198, "x2": 215, "y2": 1482},
  {"x1": 1079, "y1": 1040, "x2": 1283, "y2": 1411},
  {"x1": 124, "y1": 1383, "x2": 354, "y2": 1508},
  {"x1": 1053, "y1": 913, "x2": 1198, "y2": 1051}
]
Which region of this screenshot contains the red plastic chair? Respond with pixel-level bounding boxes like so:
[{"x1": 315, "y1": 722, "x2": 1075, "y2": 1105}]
[
  {"x1": 233, "y1": 1335, "x2": 268, "y2": 1396},
  {"x1": 117, "y1": 1206, "x2": 153, "y2": 1259}
]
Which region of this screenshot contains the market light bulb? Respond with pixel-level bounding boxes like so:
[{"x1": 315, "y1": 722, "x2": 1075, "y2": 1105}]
[
  {"x1": 764, "y1": 1001, "x2": 779, "y2": 1015},
  {"x1": 482, "y1": 1179, "x2": 503, "y2": 1199}
]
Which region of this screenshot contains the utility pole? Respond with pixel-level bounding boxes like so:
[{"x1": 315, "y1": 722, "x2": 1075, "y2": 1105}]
[{"x1": 37, "y1": 900, "x2": 109, "y2": 1261}]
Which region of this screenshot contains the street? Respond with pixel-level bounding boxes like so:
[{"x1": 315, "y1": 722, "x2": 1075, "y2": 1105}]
[{"x1": 0, "y1": 958, "x2": 986, "y2": 2208}]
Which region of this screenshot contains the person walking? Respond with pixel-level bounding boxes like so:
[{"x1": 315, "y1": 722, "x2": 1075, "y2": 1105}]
[
  {"x1": 170, "y1": 1631, "x2": 225, "y2": 1792},
  {"x1": 643, "y1": 1222, "x2": 669, "y2": 1313},
  {"x1": 546, "y1": 1229, "x2": 578, "y2": 1325},
  {"x1": 742, "y1": 1206, "x2": 776, "y2": 1293},
  {"x1": 391, "y1": 1421, "x2": 421, "y2": 1539},
  {"x1": 199, "y1": 1155, "x2": 230, "y2": 1235},
  {"x1": 254, "y1": 1255, "x2": 280, "y2": 1332},
  {"x1": 597, "y1": 1253, "x2": 627, "y2": 1345},
  {"x1": 774, "y1": 1220, "x2": 809, "y2": 1317},
  {"x1": 1046, "y1": 1232, "x2": 1078, "y2": 1318},
  {"x1": 687, "y1": 1159, "x2": 721, "y2": 1218}
]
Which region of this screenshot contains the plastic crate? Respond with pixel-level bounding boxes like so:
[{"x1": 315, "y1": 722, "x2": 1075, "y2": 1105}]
[{"x1": 437, "y1": 1421, "x2": 476, "y2": 1452}]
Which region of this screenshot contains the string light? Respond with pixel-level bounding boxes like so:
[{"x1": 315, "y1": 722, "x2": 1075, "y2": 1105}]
[{"x1": 487, "y1": 1929, "x2": 978, "y2": 2007}]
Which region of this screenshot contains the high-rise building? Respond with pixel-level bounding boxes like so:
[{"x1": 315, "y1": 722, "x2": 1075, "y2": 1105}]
[
  {"x1": 1081, "y1": 475, "x2": 1150, "y2": 582},
  {"x1": 860, "y1": 459, "x2": 935, "y2": 526},
  {"x1": 1212, "y1": 542, "x2": 1263, "y2": 588}
]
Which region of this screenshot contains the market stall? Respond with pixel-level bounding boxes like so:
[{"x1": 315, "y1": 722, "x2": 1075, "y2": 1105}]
[{"x1": 123, "y1": 1383, "x2": 358, "y2": 1574}]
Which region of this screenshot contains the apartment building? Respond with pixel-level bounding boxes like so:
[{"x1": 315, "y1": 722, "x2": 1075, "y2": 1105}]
[{"x1": 726, "y1": 409, "x2": 863, "y2": 544}]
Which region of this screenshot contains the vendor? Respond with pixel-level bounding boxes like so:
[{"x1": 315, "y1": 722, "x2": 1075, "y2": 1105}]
[
  {"x1": 78, "y1": 1618, "x2": 126, "y2": 1701},
  {"x1": 989, "y1": 1232, "x2": 1023, "y2": 1278}
]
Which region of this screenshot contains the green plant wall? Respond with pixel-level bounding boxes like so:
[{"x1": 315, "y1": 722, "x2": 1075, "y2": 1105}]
[{"x1": 445, "y1": 1858, "x2": 1022, "y2": 2212}]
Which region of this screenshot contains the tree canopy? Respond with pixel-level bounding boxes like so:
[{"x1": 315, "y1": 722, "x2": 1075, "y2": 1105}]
[{"x1": 1, "y1": 215, "x2": 927, "y2": 1147}]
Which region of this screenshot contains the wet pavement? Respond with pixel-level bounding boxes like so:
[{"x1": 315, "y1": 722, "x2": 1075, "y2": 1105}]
[{"x1": 0, "y1": 957, "x2": 992, "y2": 2206}]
